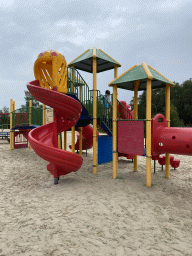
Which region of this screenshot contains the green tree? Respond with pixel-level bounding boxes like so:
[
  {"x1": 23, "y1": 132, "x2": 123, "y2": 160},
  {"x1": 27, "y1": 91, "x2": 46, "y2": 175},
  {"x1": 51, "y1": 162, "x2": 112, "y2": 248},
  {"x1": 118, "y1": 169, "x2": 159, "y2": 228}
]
[
  {"x1": 21, "y1": 90, "x2": 41, "y2": 110},
  {"x1": 0, "y1": 106, "x2": 9, "y2": 113},
  {"x1": 170, "y1": 103, "x2": 184, "y2": 127},
  {"x1": 173, "y1": 80, "x2": 192, "y2": 125},
  {"x1": 129, "y1": 81, "x2": 190, "y2": 127},
  {"x1": 0, "y1": 106, "x2": 10, "y2": 126},
  {"x1": 130, "y1": 88, "x2": 166, "y2": 120}
]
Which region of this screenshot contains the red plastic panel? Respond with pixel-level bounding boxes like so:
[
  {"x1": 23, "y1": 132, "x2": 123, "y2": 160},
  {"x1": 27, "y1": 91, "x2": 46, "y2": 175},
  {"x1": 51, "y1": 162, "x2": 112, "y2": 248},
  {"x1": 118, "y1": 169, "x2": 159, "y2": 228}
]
[
  {"x1": 14, "y1": 143, "x2": 28, "y2": 149},
  {"x1": 118, "y1": 121, "x2": 144, "y2": 156},
  {"x1": 14, "y1": 130, "x2": 29, "y2": 149}
]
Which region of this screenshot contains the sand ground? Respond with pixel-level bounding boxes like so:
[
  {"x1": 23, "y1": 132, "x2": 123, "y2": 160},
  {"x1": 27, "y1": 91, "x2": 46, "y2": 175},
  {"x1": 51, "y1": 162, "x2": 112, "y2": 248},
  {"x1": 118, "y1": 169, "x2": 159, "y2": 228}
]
[{"x1": 0, "y1": 131, "x2": 192, "y2": 256}]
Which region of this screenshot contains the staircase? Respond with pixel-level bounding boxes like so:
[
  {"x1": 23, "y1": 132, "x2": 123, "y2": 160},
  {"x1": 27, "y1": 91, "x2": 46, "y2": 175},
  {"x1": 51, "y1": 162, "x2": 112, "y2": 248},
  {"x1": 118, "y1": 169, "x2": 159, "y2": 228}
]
[{"x1": 67, "y1": 67, "x2": 133, "y2": 135}]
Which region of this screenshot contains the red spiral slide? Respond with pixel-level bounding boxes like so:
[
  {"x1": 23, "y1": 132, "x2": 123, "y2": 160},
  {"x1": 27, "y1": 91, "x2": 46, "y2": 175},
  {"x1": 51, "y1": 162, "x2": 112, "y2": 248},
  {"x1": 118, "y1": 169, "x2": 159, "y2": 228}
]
[{"x1": 27, "y1": 80, "x2": 83, "y2": 184}]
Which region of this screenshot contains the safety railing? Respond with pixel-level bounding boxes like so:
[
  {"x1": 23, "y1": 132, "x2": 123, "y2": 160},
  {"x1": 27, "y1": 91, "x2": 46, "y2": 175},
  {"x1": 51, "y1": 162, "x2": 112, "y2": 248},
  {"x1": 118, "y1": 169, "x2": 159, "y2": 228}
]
[
  {"x1": 98, "y1": 93, "x2": 113, "y2": 134},
  {"x1": 67, "y1": 67, "x2": 90, "y2": 110},
  {"x1": 67, "y1": 67, "x2": 112, "y2": 133},
  {"x1": 67, "y1": 67, "x2": 133, "y2": 135},
  {"x1": 0, "y1": 124, "x2": 10, "y2": 130}
]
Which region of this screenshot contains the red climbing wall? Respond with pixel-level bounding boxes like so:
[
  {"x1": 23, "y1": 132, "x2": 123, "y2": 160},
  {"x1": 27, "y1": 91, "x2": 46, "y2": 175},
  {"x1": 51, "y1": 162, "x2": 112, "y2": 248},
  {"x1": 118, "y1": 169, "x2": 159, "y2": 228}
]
[{"x1": 118, "y1": 121, "x2": 144, "y2": 156}]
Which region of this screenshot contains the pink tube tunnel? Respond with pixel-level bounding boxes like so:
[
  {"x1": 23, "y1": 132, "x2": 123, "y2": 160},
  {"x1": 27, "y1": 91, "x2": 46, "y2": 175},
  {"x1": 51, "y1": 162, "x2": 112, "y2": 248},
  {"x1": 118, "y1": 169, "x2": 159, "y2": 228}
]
[{"x1": 151, "y1": 114, "x2": 192, "y2": 156}]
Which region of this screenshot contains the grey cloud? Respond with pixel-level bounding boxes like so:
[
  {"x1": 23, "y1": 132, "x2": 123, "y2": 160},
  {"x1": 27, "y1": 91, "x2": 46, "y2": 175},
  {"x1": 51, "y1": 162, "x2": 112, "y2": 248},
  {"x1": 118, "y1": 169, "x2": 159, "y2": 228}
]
[{"x1": 0, "y1": 0, "x2": 192, "y2": 109}]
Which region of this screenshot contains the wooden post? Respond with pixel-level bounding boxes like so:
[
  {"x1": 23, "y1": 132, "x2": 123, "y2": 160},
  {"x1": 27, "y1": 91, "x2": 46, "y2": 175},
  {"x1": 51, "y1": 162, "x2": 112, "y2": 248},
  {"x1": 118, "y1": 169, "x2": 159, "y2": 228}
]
[
  {"x1": 146, "y1": 79, "x2": 152, "y2": 187},
  {"x1": 133, "y1": 80, "x2": 140, "y2": 172},
  {"x1": 113, "y1": 64, "x2": 118, "y2": 179},
  {"x1": 92, "y1": 47, "x2": 97, "y2": 174},
  {"x1": 165, "y1": 83, "x2": 170, "y2": 178}
]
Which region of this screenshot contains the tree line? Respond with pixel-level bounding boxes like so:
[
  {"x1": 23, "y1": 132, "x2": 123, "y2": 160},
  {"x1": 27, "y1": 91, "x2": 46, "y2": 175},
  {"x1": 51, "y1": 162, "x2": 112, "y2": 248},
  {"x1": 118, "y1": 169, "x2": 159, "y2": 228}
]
[
  {"x1": 130, "y1": 79, "x2": 192, "y2": 127},
  {"x1": 0, "y1": 91, "x2": 41, "y2": 126}
]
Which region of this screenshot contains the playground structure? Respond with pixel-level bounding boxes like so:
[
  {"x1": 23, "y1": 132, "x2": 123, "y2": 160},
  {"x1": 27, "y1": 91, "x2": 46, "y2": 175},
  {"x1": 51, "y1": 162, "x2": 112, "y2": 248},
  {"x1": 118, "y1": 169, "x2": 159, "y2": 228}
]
[
  {"x1": 9, "y1": 75, "x2": 88, "y2": 151},
  {"x1": 26, "y1": 50, "x2": 133, "y2": 184},
  {"x1": 108, "y1": 62, "x2": 192, "y2": 186},
  {"x1": 24, "y1": 48, "x2": 192, "y2": 187},
  {"x1": 0, "y1": 113, "x2": 10, "y2": 142},
  {"x1": 9, "y1": 100, "x2": 45, "y2": 150}
]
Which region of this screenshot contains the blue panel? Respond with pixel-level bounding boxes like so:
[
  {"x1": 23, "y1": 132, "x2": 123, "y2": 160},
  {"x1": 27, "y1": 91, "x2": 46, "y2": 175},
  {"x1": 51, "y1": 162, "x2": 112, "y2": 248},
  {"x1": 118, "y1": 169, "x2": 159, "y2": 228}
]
[
  {"x1": 66, "y1": 93, "x2": 91, "y2": 128},
  {"x1": 97, "y1": 117, "x2": 112, "y2": 137},
  {"x1": 12, "y1": 125, "x2": 39, "y2": 130},
  {"x1": 98, "y1": 135, "x2": 112, "y2": 165}
]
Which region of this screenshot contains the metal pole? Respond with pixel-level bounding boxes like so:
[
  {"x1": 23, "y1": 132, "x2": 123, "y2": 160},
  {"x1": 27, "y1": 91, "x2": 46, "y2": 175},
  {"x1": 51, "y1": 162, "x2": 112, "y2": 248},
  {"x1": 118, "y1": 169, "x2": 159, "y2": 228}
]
[
  {"x1": 79, "y1": 84, "x2": 83, "y2": 157},
  {"x1": 133, "y1": 80, "x2": 140, "y2": 172},
  {"x1": 146, "y1": 79, "x2": 152, "y2": 187},
  {"x1": 29, "y1": 100, "x2": 32, "y2": 150},
  {"x1": 64, "y1": 131, "x2": 67, "y2": 150},
  {"x1": 71, "y1": 65, "x2": 75, "y2": 153},
  {"x1": 10, "y1": 99, "x2": 13, "y2": 151},
  {"x1": 93, "y1": 47, "x2": 97, "y2": 174},
  {"x1": 58, "y1": 134, "x2": 61, "y2": 149},
  {"x1": 112, "y1": 64, "x2": 118, "y2": 179},
  {"x1": 165, "y1": 83, "x2": 170, "y2": 178}
]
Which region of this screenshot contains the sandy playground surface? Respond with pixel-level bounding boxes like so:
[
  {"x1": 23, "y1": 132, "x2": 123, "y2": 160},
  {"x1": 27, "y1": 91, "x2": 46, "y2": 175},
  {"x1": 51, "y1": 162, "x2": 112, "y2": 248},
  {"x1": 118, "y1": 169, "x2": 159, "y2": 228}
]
[{"x1": 0, "y1": 131, "x2": 192, "y2": 256}]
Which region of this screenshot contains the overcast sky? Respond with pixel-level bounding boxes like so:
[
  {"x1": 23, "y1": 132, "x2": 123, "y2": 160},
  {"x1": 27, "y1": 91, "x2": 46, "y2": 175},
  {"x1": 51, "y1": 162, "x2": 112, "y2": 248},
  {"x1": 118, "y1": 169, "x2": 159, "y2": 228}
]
[{"x1": 0, "y1": 0, "x2": 192, "y2": 110}]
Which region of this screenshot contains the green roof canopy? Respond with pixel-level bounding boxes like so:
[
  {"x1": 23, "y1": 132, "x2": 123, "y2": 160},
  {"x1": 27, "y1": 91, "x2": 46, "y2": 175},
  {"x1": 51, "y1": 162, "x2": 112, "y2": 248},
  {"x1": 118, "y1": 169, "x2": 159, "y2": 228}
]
[
  {"x1": 109, "y1": 63, "x2": 174, "y2": 91},
  {"x1": 68, "y1": 48, "x2": 121, "y2": 73}
]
